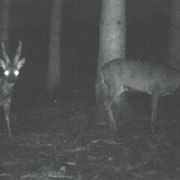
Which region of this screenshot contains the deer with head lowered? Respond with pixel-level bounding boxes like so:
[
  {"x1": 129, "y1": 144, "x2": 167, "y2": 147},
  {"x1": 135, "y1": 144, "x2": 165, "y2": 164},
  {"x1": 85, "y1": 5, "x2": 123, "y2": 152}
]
[
  {"x1": 101, "y1": 58, "x2": 180, "y2": 134},
  {"x1": 0, "y1": 41, "x2": 25, "y2": 136}
]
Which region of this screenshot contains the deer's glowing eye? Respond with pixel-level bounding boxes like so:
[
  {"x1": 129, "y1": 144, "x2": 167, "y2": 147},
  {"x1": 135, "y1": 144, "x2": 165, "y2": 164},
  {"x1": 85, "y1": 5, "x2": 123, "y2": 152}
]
[
  {"x1": 4, "y1": 70, "x2": 10, "y2": 76},
  {"x1": 14, "y1": 70, "x2": 19, "y2": 76}
]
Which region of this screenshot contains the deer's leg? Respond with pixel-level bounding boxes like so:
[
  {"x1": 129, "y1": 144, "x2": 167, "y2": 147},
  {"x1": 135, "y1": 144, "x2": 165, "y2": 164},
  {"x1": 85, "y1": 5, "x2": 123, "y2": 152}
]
[
  {"x1": 104, "y1": 99, "x2": 117, "y2": 133},
  {"x1": 151, "y1": 94, "x2": 159, "y2": 133},
  {"x1": 104, "y1": 87, "x2": 125, "y2": 133},
  {"x1": 3, "y1": 102, "x2": 12, "y2": 136}
]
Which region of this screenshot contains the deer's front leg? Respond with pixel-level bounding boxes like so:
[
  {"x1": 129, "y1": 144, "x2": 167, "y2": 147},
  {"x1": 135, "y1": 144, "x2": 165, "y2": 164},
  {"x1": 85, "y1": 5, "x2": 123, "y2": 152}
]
[
  {"x1": 3, "y1": 101, "x2": 12, "y2": 136},
  {"x1": 104, "y1": 87, "x2": 125, "y2": 133},
  {"x1": 104, "y1": 99, "x2": 117, "y2": 133}
]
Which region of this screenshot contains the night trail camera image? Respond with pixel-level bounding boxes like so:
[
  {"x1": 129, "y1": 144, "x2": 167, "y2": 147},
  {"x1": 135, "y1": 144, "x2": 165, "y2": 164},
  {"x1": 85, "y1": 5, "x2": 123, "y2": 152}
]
[{"x1": 0, "y1": 0, "x2": 179, "y2": 179}]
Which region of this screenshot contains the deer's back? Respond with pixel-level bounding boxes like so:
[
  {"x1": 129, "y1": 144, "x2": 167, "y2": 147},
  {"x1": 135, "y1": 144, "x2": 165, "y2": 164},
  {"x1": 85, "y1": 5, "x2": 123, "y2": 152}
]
[{"x1": 102, "y1": 59, "x2": 180, "y2": 95}]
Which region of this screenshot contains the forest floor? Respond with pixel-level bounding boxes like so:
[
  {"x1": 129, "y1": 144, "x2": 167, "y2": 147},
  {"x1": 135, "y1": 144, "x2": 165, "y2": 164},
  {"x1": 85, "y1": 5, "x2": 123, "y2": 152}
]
[{"x1": 0, "y1": 91, "x2": 180, "y2": 180}]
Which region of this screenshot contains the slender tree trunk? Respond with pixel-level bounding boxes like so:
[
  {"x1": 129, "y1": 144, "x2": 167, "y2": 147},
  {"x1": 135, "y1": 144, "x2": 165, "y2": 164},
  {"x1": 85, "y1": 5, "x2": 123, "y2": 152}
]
[
  {"x1": 168, "y1": 0, "x2": 180, "y2": 69},
  {"x1": 154, "y1": 0, "x2": 159, "y2": 61},
  {"x1": 96, "y1": 0, "x2": 134, "y2": 129},
  {"x1": 0, "y1": 0, "x2": 10, "y2": 47},
  {"x1": 47, "y1": 0, "x2": 63, "y2": 96}
]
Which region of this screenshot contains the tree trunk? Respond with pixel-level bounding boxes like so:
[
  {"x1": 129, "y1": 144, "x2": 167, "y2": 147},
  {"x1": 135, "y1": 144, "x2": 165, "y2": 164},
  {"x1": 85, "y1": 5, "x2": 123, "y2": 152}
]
[
  {"x1": 47, "y1": 0, "x2": 63, "y2": 96},
  {"x1": 168, "y1": 0, "x2": 180, "y2": 69},
  {"x1": 97, "y1": 0, "x2": 126, "y2": 74},
  {"x1": 0, "y1": 0, "x2": 10, "y2": 47},
  {"x1": 96, "y1": 0, "x2": 135, "y2": 130},
  {"x1": 96, "y1": 0, "x2": 126, "y2": 101}
]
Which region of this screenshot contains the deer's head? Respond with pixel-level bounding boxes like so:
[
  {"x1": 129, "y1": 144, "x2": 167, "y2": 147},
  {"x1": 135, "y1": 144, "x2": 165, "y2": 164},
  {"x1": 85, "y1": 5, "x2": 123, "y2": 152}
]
[{"x1": 0, "y1": 41, "x2": 25, "y2": 85}]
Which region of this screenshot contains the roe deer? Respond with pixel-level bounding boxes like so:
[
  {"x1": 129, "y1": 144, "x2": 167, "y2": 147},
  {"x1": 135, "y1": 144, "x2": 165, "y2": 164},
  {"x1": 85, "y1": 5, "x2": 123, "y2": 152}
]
[
  {"x1": 0, "y1": 41, "x2": 25, "y2": 136},
  {"x1": 101, "y1": 58, "x2": 180, "y2": 133}
]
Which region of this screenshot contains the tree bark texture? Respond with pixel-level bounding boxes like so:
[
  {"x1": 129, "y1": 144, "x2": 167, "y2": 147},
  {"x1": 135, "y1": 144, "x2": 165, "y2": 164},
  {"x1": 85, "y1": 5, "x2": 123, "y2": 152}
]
[
  {"x1": 47, "y1": 0, "x2": 62, "y2": 96},
  {"x1": 96, "y1": 0, "x2": 126, "y2": 99},
  {"x1": 168, "y1": 0, "x2": 180, "y2": 69},
  {"x1": 97, "y1": 0, "x2": 126, "y2": 73},
  {"x1": 0, "y1": 0, "x2": 10, "y2": 47}
]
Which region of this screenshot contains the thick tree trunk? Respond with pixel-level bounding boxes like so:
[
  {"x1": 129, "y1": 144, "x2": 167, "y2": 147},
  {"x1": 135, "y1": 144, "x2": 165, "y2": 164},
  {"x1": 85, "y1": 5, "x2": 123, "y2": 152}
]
[
  {"x1": 47, "y1": 0, "x2": 63, "y2": 96},
  {"x1": 96, "y1": 0, "x2": 126, "y2": 102},
  {"x1": 0, "y1": 0, "x2": 10, "y2": 47},
  {"x1": 96, "y1": 0, "x2": 134, "y2": 131},
  {"x1": 168, "y1": 0, "x2": 180, "y2": 69},
  {"x1": 97, "y1": 0, "x2": 126, "y2": 75}
]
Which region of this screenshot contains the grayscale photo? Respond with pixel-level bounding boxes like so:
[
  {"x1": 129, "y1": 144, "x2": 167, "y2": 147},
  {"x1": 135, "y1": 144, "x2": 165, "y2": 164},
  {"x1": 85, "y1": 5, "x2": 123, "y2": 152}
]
[{"x1": 0, "y1": 0, "x2": 179, "y2": 179}]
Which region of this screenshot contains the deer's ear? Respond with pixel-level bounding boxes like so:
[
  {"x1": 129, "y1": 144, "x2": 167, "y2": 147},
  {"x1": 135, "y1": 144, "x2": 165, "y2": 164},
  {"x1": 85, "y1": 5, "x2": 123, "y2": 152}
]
[
  {"x1": 0, "y1": 59, "x2": 6, "y2": 70},
  {"x1": 17, "y1": 58, "x2": 25, "y2": 69}
]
